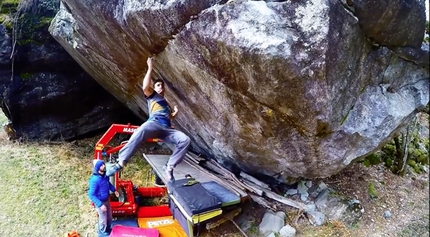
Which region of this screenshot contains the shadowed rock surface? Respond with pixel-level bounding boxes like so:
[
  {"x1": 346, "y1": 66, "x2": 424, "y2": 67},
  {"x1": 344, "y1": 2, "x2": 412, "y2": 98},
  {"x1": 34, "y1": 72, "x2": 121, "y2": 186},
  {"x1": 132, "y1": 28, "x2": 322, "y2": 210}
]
[
  {"x1": 0, "y1": 0, "x2": 140, "y2": 141},
  {"x1": 44, "y1": 0, "x2": 429, "y2": 180}
]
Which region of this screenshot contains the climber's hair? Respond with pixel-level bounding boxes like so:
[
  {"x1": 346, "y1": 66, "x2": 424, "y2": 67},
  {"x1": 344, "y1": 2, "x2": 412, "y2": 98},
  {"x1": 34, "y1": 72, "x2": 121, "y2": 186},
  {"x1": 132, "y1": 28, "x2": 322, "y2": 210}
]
[{"x1": 153, "y1": 79, "x2": 164, "y2": 86}]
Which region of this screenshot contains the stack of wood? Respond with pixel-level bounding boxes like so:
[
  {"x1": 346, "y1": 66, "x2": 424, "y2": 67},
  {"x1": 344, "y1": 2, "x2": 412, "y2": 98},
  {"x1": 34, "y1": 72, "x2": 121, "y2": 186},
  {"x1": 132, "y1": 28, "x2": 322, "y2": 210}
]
[{"x1": 184, "y1": 152, "x2": 306, "y2": 211}]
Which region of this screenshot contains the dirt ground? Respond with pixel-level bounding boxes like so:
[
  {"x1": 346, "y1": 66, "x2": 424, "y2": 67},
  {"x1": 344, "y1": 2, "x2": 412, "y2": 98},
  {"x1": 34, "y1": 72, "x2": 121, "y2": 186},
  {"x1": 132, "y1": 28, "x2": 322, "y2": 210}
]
[
  {"x1": 318, "y1": 162, "x2": 429, "y2": 237},
  {"x1": 196, "y1": 162, "x2": 429, "y2": 237}
]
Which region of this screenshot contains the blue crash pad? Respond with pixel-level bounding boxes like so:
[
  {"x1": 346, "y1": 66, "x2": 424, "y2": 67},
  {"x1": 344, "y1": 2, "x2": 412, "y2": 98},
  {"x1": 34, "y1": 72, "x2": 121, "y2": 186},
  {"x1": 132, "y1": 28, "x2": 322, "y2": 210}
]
[{"x1": 201, "y1": 181, "x2": 241, "y2": 207}]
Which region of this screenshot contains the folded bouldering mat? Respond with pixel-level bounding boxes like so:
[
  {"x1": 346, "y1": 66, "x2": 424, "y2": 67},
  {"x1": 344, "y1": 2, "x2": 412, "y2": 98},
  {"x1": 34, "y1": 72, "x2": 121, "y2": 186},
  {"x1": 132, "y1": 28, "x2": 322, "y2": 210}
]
[
  {"x1": 137, "y1": 205, "x2": 172, "y2": 218},
  {"x1": 167, "y1": 178, "x2": 222, "y2": 217},
  {"x1": 138, "y1": 216, "x2": 187, "y2": 237},
  {"x1": 110, "y1": 225, "x2": 159, "y2": 237},
  {"x1": 166, "y1": 178, "x2": 223, "y2": 237},
  {"x1": 112, "y1": 217, "x2": 139, "y2": 228}
]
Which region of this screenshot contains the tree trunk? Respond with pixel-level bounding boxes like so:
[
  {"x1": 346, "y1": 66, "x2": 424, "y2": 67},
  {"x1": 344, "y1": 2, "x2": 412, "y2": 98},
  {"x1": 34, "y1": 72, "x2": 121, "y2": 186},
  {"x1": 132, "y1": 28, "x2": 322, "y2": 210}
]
[{"x1": 392, "y1": 117, "x2": 417, "y2": 175}]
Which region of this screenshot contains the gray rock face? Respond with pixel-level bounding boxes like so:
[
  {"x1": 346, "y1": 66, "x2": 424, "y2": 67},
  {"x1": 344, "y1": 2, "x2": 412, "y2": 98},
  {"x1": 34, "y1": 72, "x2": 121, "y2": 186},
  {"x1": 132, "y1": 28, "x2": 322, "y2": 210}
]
[
  {"x1": 0, "y1": 26, "x2": 11, "y2": 66},
  {"x1": 353, "y1": 0, "x2": 427, "y2": 48},
  {"x1": 49, "y1": 0, "x2": 429, "y2": 179}
]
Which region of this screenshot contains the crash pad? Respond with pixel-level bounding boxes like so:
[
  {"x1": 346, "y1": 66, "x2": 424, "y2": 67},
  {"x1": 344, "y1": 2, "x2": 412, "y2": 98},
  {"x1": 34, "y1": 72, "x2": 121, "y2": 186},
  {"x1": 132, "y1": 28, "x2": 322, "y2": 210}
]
[
  {"x1": 112, "y1": 217, "x2": 139, "y2": 227},
  {"x1": 138, "y1": 216, "x2": 187, "y2": 237},
  {"x1": 110, "y1": 225, "x2": 159, "y2": 237}
]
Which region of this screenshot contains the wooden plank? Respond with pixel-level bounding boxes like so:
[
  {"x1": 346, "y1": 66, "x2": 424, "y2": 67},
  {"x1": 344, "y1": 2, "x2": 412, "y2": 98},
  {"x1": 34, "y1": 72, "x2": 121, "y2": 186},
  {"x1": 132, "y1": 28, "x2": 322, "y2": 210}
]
[
  {"x1": 142, "y1": 154, "x2": 214, "y2": 183},
  {"x1": 262, "y1": 188, "x2": 306, "y2": 210},
  {"x1": 184, "y1": 159, "x2": 248, "y2": 199},
  {"x1": 239, "y1": 171, "x2": 270, "y2": 189},
  {"x1": 249, "y1": 193, "x2": 275, "y2": 211},
  {"x1": 241, "y1": 180, "x2": 264, "y2": 196}
]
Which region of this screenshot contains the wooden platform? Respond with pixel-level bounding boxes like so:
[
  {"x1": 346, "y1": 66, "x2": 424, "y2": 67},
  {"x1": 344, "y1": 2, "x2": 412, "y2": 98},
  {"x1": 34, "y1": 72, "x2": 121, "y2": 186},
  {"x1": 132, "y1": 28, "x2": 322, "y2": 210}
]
[{"x1": 143, "y1": 154, "x2": 216, "y2": 184}]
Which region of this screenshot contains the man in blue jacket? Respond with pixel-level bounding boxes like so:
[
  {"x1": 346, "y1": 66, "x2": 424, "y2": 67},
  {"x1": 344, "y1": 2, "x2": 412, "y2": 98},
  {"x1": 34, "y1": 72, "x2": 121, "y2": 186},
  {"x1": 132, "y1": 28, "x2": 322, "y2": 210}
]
[{"x1": 88, "y1": 160, "x2": 119, "y2": 237}]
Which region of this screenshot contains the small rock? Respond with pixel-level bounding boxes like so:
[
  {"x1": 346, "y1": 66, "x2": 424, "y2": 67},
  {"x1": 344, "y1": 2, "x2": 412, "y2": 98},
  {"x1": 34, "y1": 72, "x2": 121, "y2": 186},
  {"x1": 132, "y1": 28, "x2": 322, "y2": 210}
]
[
  {"x1": 305, "y1": 203, "x2": 316, "y2": 212},
  {"x1": 315, "y1": 189, "x2": 329, "y2": 209},
  {"x1": 348, "y1": 198, "x2": 361, "y2": 205},
  {"x1": 276, "y1": 211, "x2": 287, "y2": 220},
  {"x1": 383, "y1": 210, "x2": 391, "y2": 219},
  {"x1": 300, "y1": 192, "x2": 309, "y2": 201},
  {"x1": 259, "y1": 210, "x2": 285, "y2": 235},
  {"x1": 286, "y1": 189, "x2": 298, "y2": 196},
  {"x1": 279, "y1": 224, "x2": 296, "y2": 237},
  {"x1": 307, "y1": 211, "x2": 325, "y2": 226},
  {"x1": 318, "y1": 181, "x2": 328, "y2": 190},
  {"x1": 266, "y1": 232, "x2": 276, "y2": 237},
  {"x1": 306, "y1": 181, "x2": 312, "y2": 188},
  {"x1": 297, "y1": 180, "x2": 308, "y2": 194}
]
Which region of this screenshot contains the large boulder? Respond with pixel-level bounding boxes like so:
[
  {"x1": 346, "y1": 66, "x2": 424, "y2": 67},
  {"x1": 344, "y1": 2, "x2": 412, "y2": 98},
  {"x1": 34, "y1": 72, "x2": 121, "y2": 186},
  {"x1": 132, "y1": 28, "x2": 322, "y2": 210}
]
[
  {"x1": 49, "y1": 0, "x2": 429, "y2": 179},
  {"x1": 0, "y1": 0, "x2": 140, "y2": 141}
]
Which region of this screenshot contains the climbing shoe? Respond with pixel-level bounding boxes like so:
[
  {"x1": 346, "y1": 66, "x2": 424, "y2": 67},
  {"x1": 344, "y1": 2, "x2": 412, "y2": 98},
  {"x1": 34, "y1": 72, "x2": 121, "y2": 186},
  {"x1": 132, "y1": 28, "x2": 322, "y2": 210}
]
[
  {"x1": 106, "y1": 163, "x2": 123, "y2": 177},
  {"x1": 162, "y1": 164, "x2": 175, "y2": 182}
]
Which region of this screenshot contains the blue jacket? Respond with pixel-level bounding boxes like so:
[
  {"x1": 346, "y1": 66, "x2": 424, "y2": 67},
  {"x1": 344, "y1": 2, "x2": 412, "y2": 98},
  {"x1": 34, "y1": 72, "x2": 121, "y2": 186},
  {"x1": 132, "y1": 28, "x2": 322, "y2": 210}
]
[{"x1": 88, "y1": 170, "x2": 116, "y2": 208}]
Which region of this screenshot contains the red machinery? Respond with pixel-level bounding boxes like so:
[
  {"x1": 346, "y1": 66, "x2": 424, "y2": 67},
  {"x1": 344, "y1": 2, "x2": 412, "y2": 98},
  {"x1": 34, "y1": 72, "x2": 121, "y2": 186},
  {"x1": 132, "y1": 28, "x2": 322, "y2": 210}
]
[{"x1": 93, "y1": 123, "x2": 168, "y2": 217}]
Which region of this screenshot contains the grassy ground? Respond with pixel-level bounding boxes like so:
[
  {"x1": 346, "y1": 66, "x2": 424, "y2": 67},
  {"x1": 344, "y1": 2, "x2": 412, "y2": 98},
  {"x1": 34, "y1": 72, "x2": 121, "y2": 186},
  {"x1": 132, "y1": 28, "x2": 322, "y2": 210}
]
[{"x1": 0, "y1": 113, "x2": 154, "y2": 237}]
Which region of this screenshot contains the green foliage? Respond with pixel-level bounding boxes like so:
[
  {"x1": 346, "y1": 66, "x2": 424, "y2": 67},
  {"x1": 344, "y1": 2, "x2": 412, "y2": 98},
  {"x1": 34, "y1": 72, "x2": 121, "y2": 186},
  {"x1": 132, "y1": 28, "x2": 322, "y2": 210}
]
[
  {"x1": 2, "y1": 0, "x2": 21, "y2": 3},
  {"x1": 360, "y1": 153, "x2": 382, "y2": 167},
  {"x1": 381, "y1": 142, "x2": 396, "y2": 157},
  {"x1": 0, "y1": 0, "x2": 19, "y2": 14},
  {"x1": 362, "y1": 159, "x2": 371, "y2": 167},
  {"x1": 370, "y1": 127, "x2": 429, "y2": 175},
  {"x1": 423, "y1": 102, "x2": 430, "y2": 115},
  {"x1": 385, "y1": 157, "x2": 393, "y2": 167},
  {"x1": 368, "y1": 153, "x2": 381, "y2": 165},
  {"x1": 20, "y1": 72, "x2": 32, "y2": 80},
  {"x1": 367, "y1": 182, "x2": 378, "y2": 199},
  {"x1": 4, "y1": 0, "x2": 59, "y2": 46},
  {"x1": 247, "y1": 221, "x2": 259, "y2": 234},
  {"x1": 340, "y1": 106, "x2": 354, "y2": 125},
  {"x1": 424, "y1": 21, "x2": 429, "y2": 43}
]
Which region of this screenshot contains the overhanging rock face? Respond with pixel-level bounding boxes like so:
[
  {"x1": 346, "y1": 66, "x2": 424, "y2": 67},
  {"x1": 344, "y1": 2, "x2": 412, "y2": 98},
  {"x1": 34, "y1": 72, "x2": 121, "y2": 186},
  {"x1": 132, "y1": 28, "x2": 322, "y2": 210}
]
[{"x1": 49, "y1": 0, "x2": 429, "y2": 180}]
